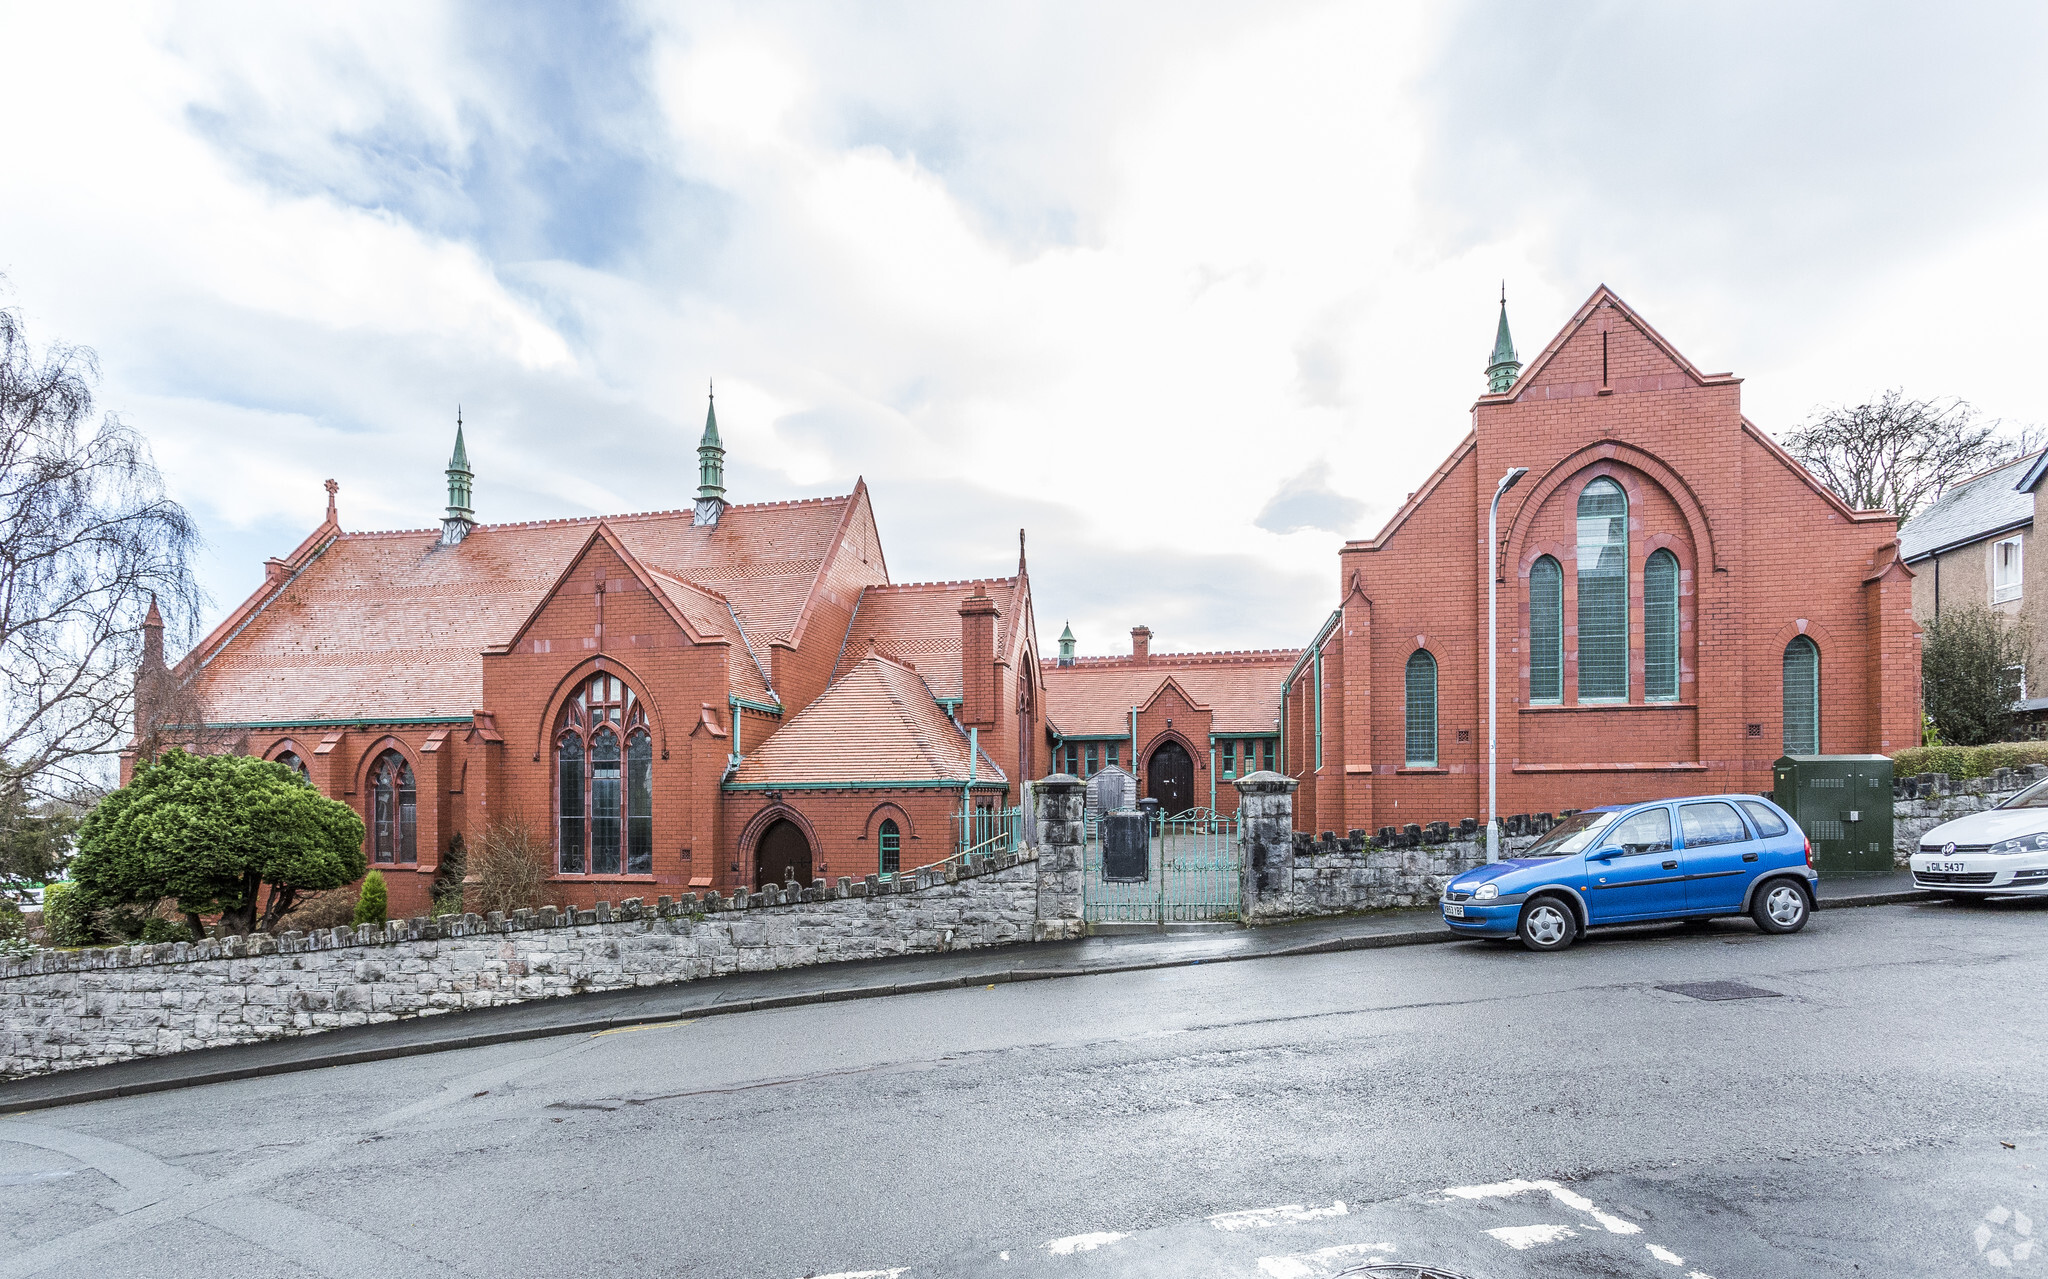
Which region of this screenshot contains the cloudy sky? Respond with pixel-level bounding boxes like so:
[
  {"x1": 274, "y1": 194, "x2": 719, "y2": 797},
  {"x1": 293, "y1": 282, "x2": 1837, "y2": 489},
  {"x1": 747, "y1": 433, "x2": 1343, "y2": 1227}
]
[{"x1": 4, "y1": 1, "x2": 2045, "y2": 658}]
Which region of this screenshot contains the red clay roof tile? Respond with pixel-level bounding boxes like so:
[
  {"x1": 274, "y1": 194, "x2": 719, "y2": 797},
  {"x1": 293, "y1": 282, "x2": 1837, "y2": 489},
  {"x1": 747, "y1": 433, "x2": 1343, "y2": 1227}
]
[
  {"x1": 1041, "y1": 649, "x2": 1298, "y2": 737},
  {"x1": 729, "y1": 655, "x2": 1004, "y2": 786},
  {"x1": 190, "y1": 497, "x2": 855, "y2": 724}
]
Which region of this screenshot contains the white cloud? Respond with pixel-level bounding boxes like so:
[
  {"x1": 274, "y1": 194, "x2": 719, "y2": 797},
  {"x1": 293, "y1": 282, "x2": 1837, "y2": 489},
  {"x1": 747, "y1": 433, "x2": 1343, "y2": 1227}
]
[{"x1": 0, "y1": 0, "x2": 2042, "y2": 660}]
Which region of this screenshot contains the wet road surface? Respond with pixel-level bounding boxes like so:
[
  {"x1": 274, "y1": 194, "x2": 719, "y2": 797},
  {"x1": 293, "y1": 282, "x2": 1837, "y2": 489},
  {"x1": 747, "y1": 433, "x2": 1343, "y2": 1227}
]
[{"x1": 2, "y1": 898, "x2": 2044, "y2": 1277}]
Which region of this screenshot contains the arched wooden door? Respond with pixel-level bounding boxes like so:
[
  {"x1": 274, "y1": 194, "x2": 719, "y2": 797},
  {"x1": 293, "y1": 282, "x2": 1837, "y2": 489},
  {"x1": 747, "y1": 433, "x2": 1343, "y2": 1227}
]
[
  {"x1": 755, "y1": 818, "x2": 813, "y2": 887},
  {"x1": 1147, "y1": 739, "x2": 1195, "y2": 816}
]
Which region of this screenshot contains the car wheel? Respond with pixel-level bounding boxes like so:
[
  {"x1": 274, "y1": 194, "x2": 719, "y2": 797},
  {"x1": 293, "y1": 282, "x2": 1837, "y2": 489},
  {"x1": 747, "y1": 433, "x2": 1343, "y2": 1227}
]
[
  {"x1": 1751, "y1": 880, "x2": 1810, "y2": 934},
  {"x1": 1518, "y1": 897, "x2": 1576, "y2": 952}
]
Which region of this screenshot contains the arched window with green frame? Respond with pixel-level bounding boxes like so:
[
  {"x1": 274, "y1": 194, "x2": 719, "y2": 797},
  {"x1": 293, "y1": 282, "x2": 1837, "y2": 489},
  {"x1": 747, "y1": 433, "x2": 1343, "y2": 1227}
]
[
  {"x1": 878, "y1": 818, "x2": 901, "y2": 876},
  {"x1": 1645, "y1": 548, "x2": 1680, "y2": 701},
  {"x1": 1405, "y1": 649, "x2": 1438, "y2": 766},
  {"x1": 1529, "y1": 555, "x2": 1563, "y2": 703},
  {"x1": 1576, "y1": 477, "x2": 1629, "y2": 701},
  {"x1": 1783, "y1": 635, "x2": 1820, "y2": 755}
]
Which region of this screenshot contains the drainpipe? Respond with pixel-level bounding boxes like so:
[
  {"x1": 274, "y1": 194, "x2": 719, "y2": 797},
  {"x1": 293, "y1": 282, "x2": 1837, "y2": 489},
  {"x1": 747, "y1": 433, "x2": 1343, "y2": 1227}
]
[
  {"x1": 728, "y1": 695, "x2": 741, "y2": 766},
  {"x1": 1129, "y1": 706, "x2": 1138, "y2": 784}
]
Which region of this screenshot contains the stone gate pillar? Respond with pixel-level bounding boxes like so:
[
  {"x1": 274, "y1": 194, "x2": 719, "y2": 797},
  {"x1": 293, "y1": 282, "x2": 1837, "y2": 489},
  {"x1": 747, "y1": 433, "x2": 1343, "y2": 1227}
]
[
  {"x1": 1033, "y1": 774, "x2": 1086, "y2": 941},
  {"x1": 1235, "y1": 771, "x2": 1298, "y2": 923}
]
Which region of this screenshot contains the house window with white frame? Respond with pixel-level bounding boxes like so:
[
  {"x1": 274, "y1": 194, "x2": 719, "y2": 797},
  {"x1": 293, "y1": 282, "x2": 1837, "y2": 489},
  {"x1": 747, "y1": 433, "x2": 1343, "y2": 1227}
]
[{"x1": 1993, "y1": 536, "x2": 2023, "y2": 604}]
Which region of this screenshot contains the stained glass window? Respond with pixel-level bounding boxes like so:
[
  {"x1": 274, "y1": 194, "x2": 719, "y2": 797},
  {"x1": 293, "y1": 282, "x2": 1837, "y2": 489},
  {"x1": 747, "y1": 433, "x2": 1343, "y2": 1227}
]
[
  {"x1": 1783, "y1": 636, "x2": 1820, "y2": 755},
  {"x1": 1576, "y1": 479, "x2": 1629, "y2": 701},
  {"x1": 555, "y1": 672, "x2": 653, "y2": 875},
  {"x1": 1646, "y1": 549, "x2": 1680, "y2": 701},
  {"x1": 370, "y1": 752, "x2": 416, "y2": 865},
  {"x1": 1530, "y1": 554, "x2": 1563, "y2": 703},
  {"x1": 1405, "y1": 649, "x2": 1437, "y2": 766}
]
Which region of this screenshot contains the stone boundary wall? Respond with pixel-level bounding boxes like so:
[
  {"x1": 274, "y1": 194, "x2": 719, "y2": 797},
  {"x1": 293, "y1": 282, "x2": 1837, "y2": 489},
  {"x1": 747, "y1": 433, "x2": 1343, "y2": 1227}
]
[
  {"x1": 1284, "y1": 829, "x2": 1532, "y2": 916},
  {"x1": 1894, "y1": 778, "x2": 2034, "y2": 865},
  {"x1": 1, "y1": 852, "x2": 1040, "y2": 1080}
]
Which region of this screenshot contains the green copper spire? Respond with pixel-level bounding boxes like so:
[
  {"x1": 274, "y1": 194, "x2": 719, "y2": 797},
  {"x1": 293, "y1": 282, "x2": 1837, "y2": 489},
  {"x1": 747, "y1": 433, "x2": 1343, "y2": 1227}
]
[
  {"x1": 1485, "y1": 283, "x2": 1521, "y2": 394},
  {"x1": 441, "y1": 408, "x2": 475, "y2": 545},
  {"x1": 698, "y1": 382, "x2": 725, "y2": 501},
  {"x1": 1057, "y1": 622, "x2": 1075, "y2": 667},
  {"x1": 694, "y1": 381, "x2": 728, "y2": 526}
]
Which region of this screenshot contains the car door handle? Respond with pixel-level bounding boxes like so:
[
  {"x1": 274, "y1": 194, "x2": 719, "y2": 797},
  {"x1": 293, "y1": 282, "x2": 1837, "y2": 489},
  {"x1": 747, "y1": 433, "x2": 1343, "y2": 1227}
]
[
  {"x1": 1742, "y1": 852, "x2": 1759, "y2": 862},
  {"x1": 1662, "y1": 859, "x2": 1678, "y2": 869}
]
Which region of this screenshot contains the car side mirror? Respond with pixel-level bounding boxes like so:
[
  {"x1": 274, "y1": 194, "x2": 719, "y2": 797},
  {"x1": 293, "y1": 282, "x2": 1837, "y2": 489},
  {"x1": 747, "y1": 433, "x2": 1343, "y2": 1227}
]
[{"x1": 1589, "y1": 847, "x2": 1621, "y2": 862}]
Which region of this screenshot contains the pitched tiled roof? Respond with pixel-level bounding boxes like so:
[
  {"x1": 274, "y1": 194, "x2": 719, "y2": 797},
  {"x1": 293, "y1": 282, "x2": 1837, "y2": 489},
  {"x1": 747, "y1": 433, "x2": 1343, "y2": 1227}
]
[
  {"x1": 829, "y1": 578, "x2": 1024, "y2": 701},
  {"x1": 1042, "y1": 650, "x2": 1298, "y2": 737},
  {"x1": 729, "y1": 656, "x2": 1004, "y2": 786},
  {"x1": 1899, "y1": 454, "x2": 2038, "y2": 561},
  {"x1": 187, "y1": 496, "x2": 860, "y2": 724}
]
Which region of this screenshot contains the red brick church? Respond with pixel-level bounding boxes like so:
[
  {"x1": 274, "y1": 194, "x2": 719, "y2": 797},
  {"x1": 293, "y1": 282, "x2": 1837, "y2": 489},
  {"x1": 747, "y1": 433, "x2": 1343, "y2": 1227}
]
[
  {"x1": 1282, "y1": 286, "x2": 1920, "y2": 836},
  {"x1": 142, "y1": 399, "x2": 1045, "y2": 917},
  {"x1": 134, "y1": 285, "x2": 1923, "y2": 915}
]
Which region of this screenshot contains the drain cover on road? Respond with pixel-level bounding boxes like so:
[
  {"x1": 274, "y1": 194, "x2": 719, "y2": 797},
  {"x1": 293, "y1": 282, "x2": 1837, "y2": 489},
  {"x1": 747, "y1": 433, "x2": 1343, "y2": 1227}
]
[
  {"x1": 1658, "y1": 980, "x2": 1783, "y2": 1001},
  {"x1": 1339, "y1": 1266, "x2": 1476, "y2": 1279}
]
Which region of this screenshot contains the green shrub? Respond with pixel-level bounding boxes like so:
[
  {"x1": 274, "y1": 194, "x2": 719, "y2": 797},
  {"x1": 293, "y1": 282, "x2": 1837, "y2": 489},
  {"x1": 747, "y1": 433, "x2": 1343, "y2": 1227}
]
[
  {"x1": 139, "y1": 916, "x2": 193, "y2": 944},
  {"x1": 353, "y1": 870, "x2": 387, "y2": 928},
  {"x1": 73, "y1": 750, "x2": 367, "y2": 935},
  {"x1": 1892, "y1": 741, "x2": 2048, "y2": 780},
  {"x1": 41, "y1": 881, "x2": 99, "y2": 947},
  {"x1": 1923, "y1": 607, "x2": 2033, "y2": 746}
]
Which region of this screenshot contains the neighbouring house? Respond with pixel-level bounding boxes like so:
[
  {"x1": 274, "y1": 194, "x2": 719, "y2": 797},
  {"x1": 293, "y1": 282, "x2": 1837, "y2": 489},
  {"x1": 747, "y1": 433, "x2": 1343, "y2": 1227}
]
[
  {"x1": 1040, "y1": 624, "x2": 1296, "y2": 816},
  {"x1": 132, "y1": 398, "x2": 1045, "y2": 918},
  {"x1": 1284, "y1": 285, "x2": 1921, "y2": 836},
  {"x1": 1901, "y1": 451, "x2": 2047, "y2": 712}
]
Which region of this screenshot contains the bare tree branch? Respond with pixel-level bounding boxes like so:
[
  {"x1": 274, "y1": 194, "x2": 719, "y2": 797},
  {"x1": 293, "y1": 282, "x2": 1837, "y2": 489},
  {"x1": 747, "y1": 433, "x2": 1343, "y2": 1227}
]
[
  {"x1": 1779, "y1": 390, "x2": 2043, "y2": 525},
  {"x1": 0, "y1": 293, "x2": 205, "y2": 802}
]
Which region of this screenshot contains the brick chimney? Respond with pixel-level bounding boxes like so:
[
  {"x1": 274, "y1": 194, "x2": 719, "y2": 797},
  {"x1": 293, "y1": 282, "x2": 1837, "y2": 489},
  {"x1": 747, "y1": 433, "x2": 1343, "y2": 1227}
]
[
  {"x1": 1131, "y1": 626, "x2": 1151, "y2": 664},
  {"x1": 960, "y1": 583, "x2": 1000, "y2": 727}
]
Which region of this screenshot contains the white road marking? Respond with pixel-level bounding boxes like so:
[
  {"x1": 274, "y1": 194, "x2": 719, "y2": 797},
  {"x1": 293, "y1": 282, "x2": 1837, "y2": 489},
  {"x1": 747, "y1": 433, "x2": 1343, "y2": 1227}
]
[
  {"x1": 1647, "y1": 1242, "x2": 1685, "y2": 1264},
  {"x1": 805, "y1": 1271, "x2": 907, "y2": 1279},
  {"x1": 1486, "y1": 1223, "x2": 1578, "y2": 1249},
  {"x1": 1209, "y1": 1201, "x2": 1349, "y2": 1230},
  {"x1": 1043, "y1": 1232, "x2": 1128, "y2": 1255},
  {"x1": 1441, "y1": 1178, "x2": 1643, "y2": 1235},
  {"x1": 1254, "y1": 1243, "x2": 1393, "y2": 1278}
]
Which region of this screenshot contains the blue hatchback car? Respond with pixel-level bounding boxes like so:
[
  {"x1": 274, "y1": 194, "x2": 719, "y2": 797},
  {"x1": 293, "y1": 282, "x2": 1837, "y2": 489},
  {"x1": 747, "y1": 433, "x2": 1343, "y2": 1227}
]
[{"x1": 1441, "y1": 794, "x2": 1818, "y2": 951}]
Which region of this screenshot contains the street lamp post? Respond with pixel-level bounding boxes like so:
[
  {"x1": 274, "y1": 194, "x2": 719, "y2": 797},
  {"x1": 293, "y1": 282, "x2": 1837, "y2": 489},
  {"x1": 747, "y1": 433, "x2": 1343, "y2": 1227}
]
[{"x1": 1488, "y1": 466, "x2": 1529, "y2": 863}]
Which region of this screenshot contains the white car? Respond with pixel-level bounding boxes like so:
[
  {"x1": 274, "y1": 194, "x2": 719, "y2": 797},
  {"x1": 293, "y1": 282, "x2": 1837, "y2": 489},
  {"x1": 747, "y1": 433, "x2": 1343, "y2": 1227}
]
[{"x1": 1910, "y1": 781, "x2": 2048, "y2": 898}]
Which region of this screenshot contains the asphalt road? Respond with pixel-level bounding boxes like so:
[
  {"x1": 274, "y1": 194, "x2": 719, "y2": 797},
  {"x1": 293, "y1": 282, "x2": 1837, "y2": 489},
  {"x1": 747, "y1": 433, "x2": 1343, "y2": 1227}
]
[{"x1": 2, "y1": 897, "x2": 2045, "y2": 1278}]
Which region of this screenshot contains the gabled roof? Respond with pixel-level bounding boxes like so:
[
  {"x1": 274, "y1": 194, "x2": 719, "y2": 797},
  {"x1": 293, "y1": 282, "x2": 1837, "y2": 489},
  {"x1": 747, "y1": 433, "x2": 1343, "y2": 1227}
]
[
  {"x1": 829, "y1": 577, "x2": 1026, "y2": 701},
  {"x1": 728, "y1": 655, "x2": 1004, "y2": 787},
  {"x1": 1042, "y1": 649, "x2": 1298, "y2": 737},
  {"x1": 1483, "y1": 284, "x2": 1739, "y2": 404},
  {"x1": 1899, "y1": 453, "x2": 2038, "y2": 562},
  {"x1": 186, "y1": 494, "x2": 862, "y2": 725}
]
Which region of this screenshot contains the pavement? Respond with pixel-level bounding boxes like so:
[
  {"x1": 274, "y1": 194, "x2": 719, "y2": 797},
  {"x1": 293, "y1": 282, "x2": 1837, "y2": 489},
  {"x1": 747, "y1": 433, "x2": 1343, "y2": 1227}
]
[
  {"x1": 0, "y1": 870, "x2": 1928, "y2": 1116},
  {"x1": 0, "y1": 888, "x2": 2037, "y2": 1279}
]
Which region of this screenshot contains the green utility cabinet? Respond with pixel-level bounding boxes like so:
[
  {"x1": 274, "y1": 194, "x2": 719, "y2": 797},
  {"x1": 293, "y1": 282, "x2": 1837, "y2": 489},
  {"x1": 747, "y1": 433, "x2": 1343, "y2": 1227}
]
[{"x1": 1772, "y1": 755, "x2": 1894, "y2": 878}]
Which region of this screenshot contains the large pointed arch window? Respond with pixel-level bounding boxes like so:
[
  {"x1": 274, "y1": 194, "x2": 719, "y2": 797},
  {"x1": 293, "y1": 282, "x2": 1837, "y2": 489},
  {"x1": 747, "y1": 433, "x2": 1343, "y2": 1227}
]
[
  {"x1": 370, "y1": 751, "x2": 416, "y2": 864},
  {"x1": 1529, "y1": 555, "x2": 1563, "y2": 704},
  {"x1": 556, "y1": 673, "x2": 654, "y2": 875},
  {"x1": 1783, "y1": 636, "x2": 1820, "y2": 755},
  {"x1": 1405, "y1": 649, "x2": 1438, "y2": 766},
  {"x1": 1576, "y1": 478, "x2": 1629, "y2": 701},
  {"x1": 1645, "y1": 549, "x2": 1680, "y2": 701}
]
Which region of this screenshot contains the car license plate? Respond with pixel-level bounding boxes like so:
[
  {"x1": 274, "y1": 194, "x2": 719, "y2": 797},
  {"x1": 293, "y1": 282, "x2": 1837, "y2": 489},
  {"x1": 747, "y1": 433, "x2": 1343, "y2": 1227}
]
[
  {"x1": 1931, "y1": 861, "x2": 1968, "y2": 873},
  {"x1": 1444, "y1": 903, "x2": 1465, "y2": 917}
]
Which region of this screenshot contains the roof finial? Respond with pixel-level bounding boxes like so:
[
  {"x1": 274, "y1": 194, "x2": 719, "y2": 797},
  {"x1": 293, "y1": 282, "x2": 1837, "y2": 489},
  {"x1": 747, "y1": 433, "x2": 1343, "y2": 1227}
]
[
  {"x1": 324, "y1": 478, "x2": 338, "y2": 525},
  {"x1": 1486, "y1": 285, "x2": 1522, "y2": 395}
]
